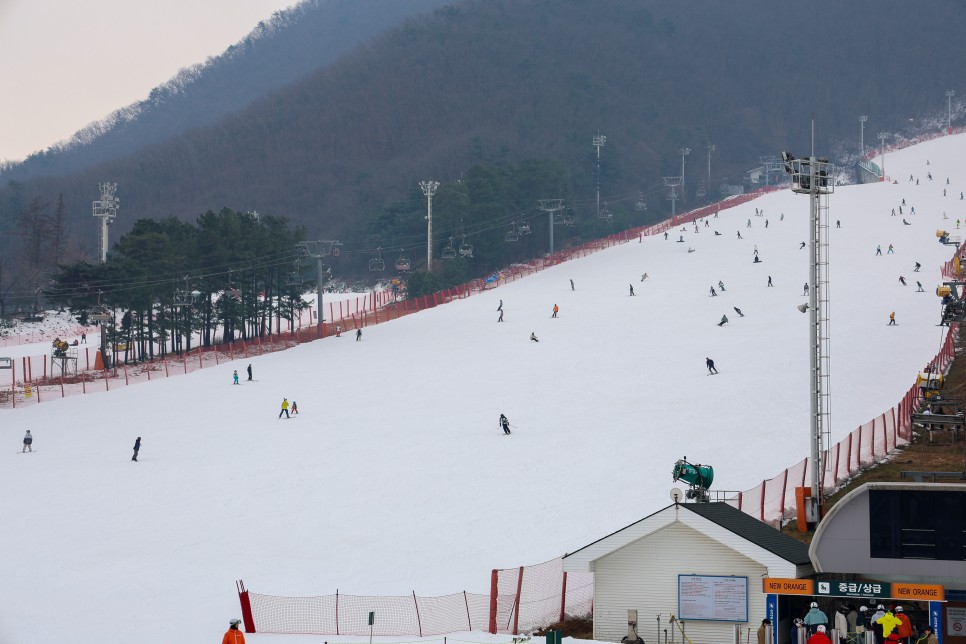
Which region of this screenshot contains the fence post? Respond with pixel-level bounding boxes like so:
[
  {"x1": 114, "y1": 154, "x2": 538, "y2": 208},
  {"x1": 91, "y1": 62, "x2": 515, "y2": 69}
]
[
  {"x1": 759, "y1": 481, "x2": 766, "y2": 520},
  {"x1": 464, "y1": 590, "x2": 473, "y2": 631},
  {"x1": 779, "y1": 469, "x2": 789, "y2": 519},
  {"x1": 336, "y1": 589, "x2": 340, "y2": 635},
  {"x1": 560, "y1": 571, "x2": 568, "y2": 623},
  {"x1": 237, "y1": 580, "x2": 256, "y2": 633},
  {"x1": 413, "y1": 591, "x2": 423, "y2": 637},
  {"x1": 512, "y1": 566, "x2": 524, "y2": 635},
  {"x1": 489, "y1": 570, "x2": 499, "y2": 634}
]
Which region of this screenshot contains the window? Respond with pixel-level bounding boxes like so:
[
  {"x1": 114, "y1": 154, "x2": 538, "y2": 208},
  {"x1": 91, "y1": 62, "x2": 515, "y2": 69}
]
[{"x1": 869, "y1": 490, "x2": 965, "y2": 560}]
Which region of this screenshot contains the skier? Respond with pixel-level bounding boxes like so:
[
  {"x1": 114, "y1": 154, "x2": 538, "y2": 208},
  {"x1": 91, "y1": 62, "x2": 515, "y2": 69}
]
[
  {"x1": 224, "y1": 618, "x2": 246, "y2": 644},
  {"x1": 641, "y1": 272, "x2": 649, "y2": 282},
  {"x1": 718, "y1": 280, "x2": 726, "y2": 291},
  {"x1": 800, "y1": 241, "x2": 807, "y2": 249},
  {"x1": 132, "y1": 436, "x2": 141, "y2": 462},
  {"x1": 247, "y1": 364, "x2": 253, "y2": 381},
  {"x1": 888, "y1": 244, "x2": 894, "y2": 254},
  {"x1": 499, "y1": 413, "x2": 511, "y2": 435},
  {"x1": 765, "y1": 219, "x2": 769, "y2": 228},
  {"x1": 497, "y1": 309, "x2": 504, "y2": 323},
  {"x1": 876, "y1": 245, "x2": 882, "y2": 256},
  {"x1": 706, "y1": 357, "x2": 718, "y2": 374},
  {"x1": 911, "y1": 206, "x2": 916, "y2": 214},
  {"x1": 22, "y1": 430, "x2": 32, "y2": 453},
  {"x1": 710, "y1": 286, "x2": 717, "y2": 297},
  {"x1": 737, "y1": 231, "x2": 743, "y2": 239},
  {"x1": 804, "y1": 602, "x2": 829, "y2": 635},
  {"x1": 767, "y1": 276, "x2": 773, "y2": 287},
  {"x1": 570, "y1": 279, "x2": 574, "y2": 291},
  {"x1": 803, "y1": 283, "x2": 809, "y2": 295},
  {"x1": 530, "y1": 332, "x2": 539, "y2": 342},
  {"x1": 902, "y1": 219, "x2": 911, "y2": 225},
  {"x1": 81, "y1": 332, "x2": 86, "y2": 343},
  {"x1": 278, "y1": 398, "x2": 290, "y2": 419},
  {"x1": 356, "y1": 328, "x2": 362, "y2": 341},
  {"x1": 917, "y1": 281, "x2": 924, "y2": 292},
  {"x1": 733, "y1": 306, "x2": 744, "y2": 317},
  {"x1": 291, "y1": 401, "x2": 299, "y2": 415},
  {"x1": 836, "y1": 220, "x2": 841, "y2": 228},
  {"x1": 664, "y1": 231, "x2": 669, "y2": 240},
  {"x1": 497, "y1": 299, "x2": 503, "y2": 311},
  {"x1": 335, "y1": 325, "x2": 342, "y2": 337},
  {"x1": 899, "y1": 276, "x2": 907, "y2": 286},
  {"x1": 780, "y1": 213, "x2": 784, "y2": 221},
  {"x1": 629, "y1": 284, "x2": 635, "y2": 296},
  {"x1": 717, "y1": 314, "x2": 729, "y2": 327},
  {"x1": 233, "y1": 370, "x2": 240, "y2": 385},
  {"x1": 889, "y1": 312, "x2": 896, "y2": 326},
  {"x1": 747, "y1": 219, "x2": 752, "y2": 228},
  {"x1": 914, "y1": 262, "x2": 921, "y2": 272},
  {"x1": 551, "y1": 304, "x2": 558, "y2": 318}
]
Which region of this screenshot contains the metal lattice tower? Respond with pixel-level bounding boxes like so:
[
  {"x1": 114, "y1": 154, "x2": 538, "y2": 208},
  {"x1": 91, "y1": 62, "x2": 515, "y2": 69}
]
[
  {"x1": 92, "y1": 182, "x2": 119, "y2": 263},
  {"x1": 420, "y1": 181, "x2": 440, "y2": 271},
  {"x1": 679, "y1": 147, "x2": 691, "y2": 185},
  {"x1": 298, "y1": 240, "x2": 342, "y2": 338},
  {"x1": 782, "y1": 150, "x2": 834, "y2": 517},
  {"x1": 593, "y1": 133, "x2": 606, "y2": 218},
  {"x1": 877, "y1": 132, "x2": 889, "y2": 179},
  {"x1": 947, "y1": 90, "x2": 956, "y2": 129},
  {"x1": 663, "y1": 177, "x2": 682, "y2": 219},
  {"x1": 706, "y1": 143, "x2": 715, "y2": 201},
  {"x1": 538, "y1": 199, "x2": 565, "y2": 255},
  {"x1": 858, "y1": 115, "x2": 868, "y2": 157}
]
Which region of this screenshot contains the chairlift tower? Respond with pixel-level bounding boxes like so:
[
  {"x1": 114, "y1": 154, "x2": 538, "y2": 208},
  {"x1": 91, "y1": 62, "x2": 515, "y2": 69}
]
[
  {"x1": 858, "y1": 115, "x2": 868, "y2": 157},
  {"x1": 538, "y1": 199, "x2": 565, "y2": 255},
  {"x1": 92, "y1": 182, "x2": 119, "y2": 263},
  {"x1": 679, "y1": 147, "x2": 691, "y2": 185},
  {"x1": 706, "y1": 143, "x2": 715, "y2": 201},
  {"x1": 947, "y1": 90, "x2": 956, "y2": 129},
  {"x1": 663, "y1": 177, "x2": 682, "y2": 219},
  {"x1": 298, "y1": 240, "x2": 342, "y2": 339},
  {"x1": 593, "y1": 133, "x2": 606, "y2": 218},
  {"x1": 781, "y1": 148, "x2": 834, "y2": 523},
  {"x1": 420, "y1": 181, "x2": 440, "y2": 271},
  {"x1": 877, "y1": 132, "x2": 889, "y2": 180}
]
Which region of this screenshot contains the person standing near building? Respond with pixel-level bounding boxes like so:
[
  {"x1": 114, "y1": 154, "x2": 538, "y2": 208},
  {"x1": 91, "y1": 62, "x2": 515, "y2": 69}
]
[
  {"x1": 834, "y1": 606, "x2": 849, "y2": 642},
  {"x1": 132, "y1": 436, "x2": 141, "y2": 462},
  {"x1": 278, "y1": 398, "x2": 290, "y2": 419},
  {"x1": 804, "y1": 602, "x2": 829, "y2": 635},
  {"x1": 791, "y1": 619, "x2": 805, "y2": 644},
  {"x1": 808, "y1": 625, "x2": 832, "y2": 644},
  {"x1": 758, "y1": 619, "x2": 772, "y2": 644},
  {"x1": 894, "y1": 607, "x2": 912, "y2": 644},
  {"x1": 915, "y1": 626, "x2": 937, "y2": 644},
  {"x1": 22, "y1": 430, "x2": 33, "y2": 453},
  {"x1": 223, "y1": 618, "x2": 246, "y2": 644}
]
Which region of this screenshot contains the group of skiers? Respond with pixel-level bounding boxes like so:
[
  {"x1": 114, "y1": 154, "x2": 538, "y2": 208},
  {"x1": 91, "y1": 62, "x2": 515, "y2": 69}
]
[{"x1": 787, "y1": 602, "x2": 933, "y2": 644}]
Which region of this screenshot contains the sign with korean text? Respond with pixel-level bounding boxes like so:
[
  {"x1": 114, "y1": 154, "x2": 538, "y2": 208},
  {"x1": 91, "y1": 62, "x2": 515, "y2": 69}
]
[
  {"x1": 763, "y1": 578, "x2": 815, "y2": 596},
  {"x1": 947, "y1": 607, "x2": 966, "y2": 637},
  {"x1": 678, "y1": 575, "x2": 748, "y2": 622},
  {"x1": 815, "y1": 580, "x2": 890, "y2": 599}
]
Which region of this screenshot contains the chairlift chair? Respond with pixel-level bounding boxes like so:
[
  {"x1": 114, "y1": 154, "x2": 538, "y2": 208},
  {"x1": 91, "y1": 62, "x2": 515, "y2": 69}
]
[
  {"x1": 636, "y1": 195, "x2": 648, "y2": 211},
  {"x1": 441, "y1": 237, "x2": 457, "y2": 260},
  {"x1": 518, "y1": 222, "x2": 531, "y2": 234},
  {"x1": 505, "y1": 223, "x2": 520, "y2": 243},
  {"x1": 598, "y1": 202, "x2": 613, "y2": 221},
  {"x1": 368, "y1": 248, "x2": 385, "y2": 272},
  {"x1": 286, "y1": 272, "x2": 303, "y2": 287},
  {"x1": 458, "y1": 235, "x2": 474, "y2": 258},
  {"x1": 395, "y1": 249, "x2": 411, "y2": 272},
  {"x1": 173, "y1": 291, "x2": 193, "y2": 308}
]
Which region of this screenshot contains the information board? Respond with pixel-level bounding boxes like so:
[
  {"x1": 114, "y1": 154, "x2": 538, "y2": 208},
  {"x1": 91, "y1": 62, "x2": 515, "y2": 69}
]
[{"x1": 678, "y1": 575, "x2": 748, "y2": 622}]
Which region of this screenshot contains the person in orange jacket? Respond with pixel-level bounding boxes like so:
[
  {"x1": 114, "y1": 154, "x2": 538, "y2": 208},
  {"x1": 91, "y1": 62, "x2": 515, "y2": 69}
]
[
  {"x1": 894, "y1": 607, "x2": 913, "y2": 644},
  {"x1": 223, "y1": 618, "x2": 245, "y2": 644}
]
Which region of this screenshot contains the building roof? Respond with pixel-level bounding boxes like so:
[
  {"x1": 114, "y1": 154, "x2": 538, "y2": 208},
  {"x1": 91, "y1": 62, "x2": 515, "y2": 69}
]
[{"x1": 681, "y1": 502, "x2": 811, "y2": 565}]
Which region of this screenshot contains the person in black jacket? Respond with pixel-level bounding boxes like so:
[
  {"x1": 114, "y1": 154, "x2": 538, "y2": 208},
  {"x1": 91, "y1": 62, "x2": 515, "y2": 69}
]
[
  {"x1": 22, "y1": 430, "x2": 33, "y2": 453},
  {"x1": 132, "y1": 436, "x2": 141, "y2": 462},
  {"x1": 500, "y1": 414, "x2": 511, "y2": 435}
]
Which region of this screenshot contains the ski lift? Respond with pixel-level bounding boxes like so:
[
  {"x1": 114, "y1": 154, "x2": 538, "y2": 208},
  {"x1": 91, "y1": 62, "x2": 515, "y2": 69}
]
[
  {"x1": 598, "y1": 201, "x2": 613, "y2": 221},
  {"x1": 458, "y1": 234, "x2": 474, "y2": 258},
  {"x1": 695, "y1": 183, "x2": 707, "y2": 198},
  {"x1": 173, "y1": 291, "x2": 193, "y2": 307},
  {"x1": 395, "y1": 248, "x2": 411, "y2": 272},
  {"x1": 441, "y1": 237, "x2": 457, "y2": 260},
  {"x1": 635, "y1": 194, "x2": 648, "y2": 211},
  {"x1": 368, "y1": 248, "x2": 385, "y2": 271},
  {"x1": 518, "y1": 222, "x2": 531, "y2": 234},
  {"x1": 286, "y1": 263, "x2": 303, "y2": 287},
  {"x1": 505, "y1": 223, "x2": 520, "y2": 243}
]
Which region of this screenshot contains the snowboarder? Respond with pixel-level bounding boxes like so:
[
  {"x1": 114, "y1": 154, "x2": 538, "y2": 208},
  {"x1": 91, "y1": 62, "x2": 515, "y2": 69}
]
[
  {"x1": 747, "y1": 219, "x2": 752, "y2": 228},
  {"x1": 247, "y1": 364, "x2": 253, "y2": 381},
  {"x1": 291, "y1": 401, "x2": 299, "y2": 415},
  {"x1": 664, "y1": 231, "x2": 669, "y2": 240},
  {"x1": 224, "y1": 618, "x2": 246, "y2": 644},
  {"x1": 718, "y1": 280, "x2": 726, "y2": 291},
  {"x1": 765, "y1": 219, "x2": 769, "y2": 228},
  {"x1": 899, "y1": 276, "x2": 907, "y2": 286},
  {"x1": 551, "y1": 304, "x2": 558, "y2": 318},
  {"x1": 641, "y1": 273, "x2": 649, "y2": 282},
  {"x1": 500, "y1": 414, "x2": 511, "y2": 435},
  {"x1": 497, "y1": 299, "x2": 503, "y2": 311},
  {"x1": 753, "y1": 255, "x2": 762, "y2": 263},
  {"x1": 889, "y1": 312, "x2": 896, "y2": 326},
  {"x1": 714, "y1": 230, "x2": 722, "y2": 236},
  {"x1": 570, "y1": 279, "x2": 575, "y2": 291},
  {"x1": 914, "y1": 262, "x2": 921, "y2": 272},
  {"x1": 767, "y1": 276, "x2": 773, "y2": 287},
  {"x1": 22, "y1": 430, "x2": 32, "y2": 453},
  {"x1": 706, "y1": 357, "x2": 718, "y2": 374},
  {"x1": 710, "y1": 286, "x2": 717, "y2": 297},
  {"x1": 803, "y1": 283, "x2": 809, "y2": 295},
  {"x1": 888, "y1": 244, "x2": 894, "y2": 254},
  {"x1": 780, "y1": 212, "x2": 784, "y2": 221},
  {"x1": 530, "y1": 332, "x2": 539, "y2": 342},
  {"x1": 911, "y1": 206, "x2": 916, "y2": 214},
  {"x1": 629, "y1": 284, "x2": 635, "y2": 296},
  {"x1": 733, "y1": 306, "x2": 744, "y2": 317},
  {"x1": 902, "y1": 219, "x2": 911, "y2": 225},
  {"x1": 876, "y1": 245, "x2": 882, "y2": 256},
  {"x1": 132, "y1": 436, "x2": 141, "y2": 462},
  {"x1": 737, "y1": 231, "x2": 743, "y2": 239},
  {"x1": 356, "y1": 329, "x2": 362, "y2": 341},
  {"x1": 497, "y1": 309, "x2": 504, "y2": 322},
  {"x1": 335, "y1": 325, "x2": 342, "y2": 337},
  {"x1": 892, "y1": 209, "x2": 896, "y2": 216},
  {"x1": 278, "y1": 398, "x2": 290, "y2": 419},
  {"x1": 233, "y1": 370, "x2": 239, "y2": 385},
  {"x1": 717, "y1": 314, "x2": 729, "y2": 326},
  {"x1": 917, "y1": 281, "x2": 924, "y2": 292},
  {"x1": 800, "y1": 241, "x2": 807, "y2": 249},
  {"x1": 678, "y1": 235, "x2": 685, "y2": 243}
]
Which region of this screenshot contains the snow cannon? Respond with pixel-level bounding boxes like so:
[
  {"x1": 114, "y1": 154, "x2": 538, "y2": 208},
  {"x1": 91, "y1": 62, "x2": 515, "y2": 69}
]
[{"x1": 671, "y1": 457, "x2": 714, "y2": 502}]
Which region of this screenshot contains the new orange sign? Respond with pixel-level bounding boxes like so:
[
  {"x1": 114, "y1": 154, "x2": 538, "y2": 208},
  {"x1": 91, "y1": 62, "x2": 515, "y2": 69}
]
[
  {"x1": 893, "y1": 583, "x2": 944, "y2": 601},
  {"x1": 764, "y1": 578, "x2": 815, "y2": 595}
]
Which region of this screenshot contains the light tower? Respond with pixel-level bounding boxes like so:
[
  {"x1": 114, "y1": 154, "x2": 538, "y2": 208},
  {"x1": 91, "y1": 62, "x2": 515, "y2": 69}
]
[
  {"x1": 663, "y1": 177, "x2": 682, "y2": 220},
  {"x1": 593, "y1": 132, "x2": 606, "y2": 218},
  {"x1": 419, "y1": 181, "x2": 440, "y2": 271},
  {"x1": 297, "y1": 240, "x2": 342, "y2": 338},
  {"x1": 92, "y1": 182, "x2": 119, "y2": 263},
  {"x1": 877, "y1": 132, "x2": 889, "y2": 180},
  {"x1": 946, "y1": 90, "x2": 956, "y2": 129},
  {"x1": 538, "y1": 199, "x2": 565, "y2": 255},
  {"x1": 781, "y1": 148, "x2": 834, "y2": 526},
  {"x1": 679, "y1": 147, "x2": 691, "y2": 184},
  {"x1": 858, "y1": 115, "x2": 868, "y2": 157},
  {"x1": 706, "y1": 143, "x2": 715, "y2": 201}
]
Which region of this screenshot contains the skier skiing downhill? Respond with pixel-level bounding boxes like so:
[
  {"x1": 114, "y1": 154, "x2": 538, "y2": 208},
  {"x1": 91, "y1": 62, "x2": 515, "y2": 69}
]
[
  {"x1": 717, "y1": 314, "x2": 729, "y2": 327},
  {"x1": 278, "y1": 398, "x2": 290, "y2": 419},
  {"x1": 706, "y1": 357, "x2": 718, "y2": 374},
  {"x1": 899, "y1": 276, "x2": 907, "y2": 286},
  {"x1": 629, "y1": 284, "x2": 635, "y2": 296},
  {"x1": 499, "y1": 414, "x2": 511, "y2": 435},
  {"x1": 710, "y1": 286, "x2": 717, "y2": 297},
  {"x1": 22, "y1": 430, "x2": 32, "y2": 453},
  {"x1": 718, "y1": 280, "x2": 726, "y2": 292}
]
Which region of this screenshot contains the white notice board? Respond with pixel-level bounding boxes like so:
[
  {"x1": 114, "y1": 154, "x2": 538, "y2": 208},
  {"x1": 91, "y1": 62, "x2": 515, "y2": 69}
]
[{"x1": 678, "y1": 575, "x2": 748, "y2": 622}]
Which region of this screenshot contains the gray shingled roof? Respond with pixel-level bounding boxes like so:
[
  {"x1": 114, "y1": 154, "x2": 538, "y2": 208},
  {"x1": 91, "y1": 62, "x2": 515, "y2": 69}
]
[{"x1": 682, "y1": 502, "x2": 811, "y2": 565}]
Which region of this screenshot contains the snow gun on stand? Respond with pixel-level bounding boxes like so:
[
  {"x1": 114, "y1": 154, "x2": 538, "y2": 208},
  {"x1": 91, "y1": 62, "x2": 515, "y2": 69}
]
[{"x1": 671, "y1": 457, "x2": 714, "y2": 503}]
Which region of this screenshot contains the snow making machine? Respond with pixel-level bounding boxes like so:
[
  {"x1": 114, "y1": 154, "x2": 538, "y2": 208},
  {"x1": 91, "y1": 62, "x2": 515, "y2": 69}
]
[
  {"x1": 671, "y1": 457, "x2": 715, "y2": 502},
  {"x1": 937, "y1": 282, "x2": 966, "y2": 325}
]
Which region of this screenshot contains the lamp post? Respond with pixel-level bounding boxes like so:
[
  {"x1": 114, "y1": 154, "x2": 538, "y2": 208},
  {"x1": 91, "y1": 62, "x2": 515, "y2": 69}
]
[
  {"x1": 419, "y1": 181, "x2": 439, "y2": 271},
  {"x1": 858, "y1": 115, "x2": 867, "y2": 158},
  {"x1": 706, "y1": 143, "x2": 715, "y2": 201},
  {"x1": 593, "y1": 133, "x2": 606, "y2": 218},
  {"x1": 947, "y1": 90, "x2": 956, "y2": 130},
  {"x1": 877, "y1": 132, "x2": 888, "y2": 180}
]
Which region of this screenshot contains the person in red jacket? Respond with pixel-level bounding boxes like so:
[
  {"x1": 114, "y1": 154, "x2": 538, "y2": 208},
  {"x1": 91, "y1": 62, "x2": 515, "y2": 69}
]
[
  {"x1": 895, "y1": 607, "x2": 913, "y2": 644},
  {"x1": 808, "y1": 625, "x2": 832, "y2": 644},
  {"x1": 223, "y1": 618, "x2": 245, "y2": 644}
]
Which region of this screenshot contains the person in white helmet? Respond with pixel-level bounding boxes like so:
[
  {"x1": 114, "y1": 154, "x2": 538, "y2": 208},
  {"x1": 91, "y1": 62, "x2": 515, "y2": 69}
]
[
  {"x1": 223, "y1": 618, "x2": 245, "y2": 644},
  {"x1": 804, "y1": 602, "x2": 829, "y2": 634},
  {"x1": 22, "y1": 430, "x2": 33, "y2": 453}
]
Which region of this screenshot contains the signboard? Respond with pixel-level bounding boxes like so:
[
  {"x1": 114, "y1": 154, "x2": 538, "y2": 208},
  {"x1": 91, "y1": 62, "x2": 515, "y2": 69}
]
[
  {"x1": 893, "y1": 583, "x2": 944, "y2": 601},
  {"x1": 678, "y1": 575, "x2": 748, "y2": 623},
  {"x1": 764, "y1": 578, "x2": 945, "y2": 601},
  {"x1": 816, "y1": 580, "x2": 889, "y2": 599},
  {"x1": 764, "y1": 579, "x2": 814, "y2": 595},
  {"x1": 947, "y1": 607, "x2": 966, "y2": 637}
]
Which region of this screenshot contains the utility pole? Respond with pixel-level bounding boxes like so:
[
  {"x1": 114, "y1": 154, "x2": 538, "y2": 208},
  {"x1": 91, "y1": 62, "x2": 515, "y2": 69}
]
[
  {"x1": 947, "y1": 90, "x2": 956, "y2": 130},
  {"x1": 781, "y1": 147, "x2": 834, "y2": 525},
  {"x1": 92, "y1": 182, "x2": 119, "y2": 263},
  {"x1": 297, "y1": 240, "x2": 342, "y2": 338},
  {"x1": 419, "y1": 181, "x2": 439, "y2": 271},
  {"x1": 538, "y1": 199, "x2": 565, "y2": 255},
  {"x1": 877, "y1": 132, "x2": 889, "y2": 180},
  {"x1": 593, "y1": 132, "x2": 606, "y2": 218},
  {"x1": 858, "y1": 115, "x2": 867, "y2": 158},
  {"x1": 706, "y1": 143, "x2": 715, "y2": 201}
]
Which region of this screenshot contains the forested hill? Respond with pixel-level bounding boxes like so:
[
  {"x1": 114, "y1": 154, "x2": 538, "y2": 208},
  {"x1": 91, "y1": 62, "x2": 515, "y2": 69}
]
[{"x1": 2, "y1": 0, "x2": 965, "y2": 278}]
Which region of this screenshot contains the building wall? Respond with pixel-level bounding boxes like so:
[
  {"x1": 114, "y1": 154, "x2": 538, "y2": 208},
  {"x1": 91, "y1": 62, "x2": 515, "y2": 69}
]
[{"x1": 592, "y1": 521, "x2": 768, "y2": 644}]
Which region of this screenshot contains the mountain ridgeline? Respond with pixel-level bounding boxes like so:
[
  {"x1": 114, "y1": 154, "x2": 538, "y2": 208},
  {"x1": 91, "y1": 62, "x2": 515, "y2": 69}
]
[{"x1": 2, "y1": 0, "x2": 965, "y2": 294}]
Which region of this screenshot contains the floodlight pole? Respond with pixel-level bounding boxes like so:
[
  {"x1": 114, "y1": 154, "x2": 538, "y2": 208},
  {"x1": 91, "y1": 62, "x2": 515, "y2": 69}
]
[
  {"x1": 594, "y1": 133, "x2": 606, "y2": 218},
  {"x1": 706, "y1": 143, "x2": 715, "y2": 200},
  {"x1": 858, "y1": 115, "x2": 867, "y2": 158},
  {"x1": 877, "y1": 132, "x2": 888, "y2": 180},
  {"x1": 420, "y1": 181, "x2": 440, "y2": 271},
  {"x1": 538, "y1": 199, "x2": 564, "y2": 255},
  {"x1": 92, "y1": 182, "x2": 119, "y2": 263},
  {"x1": 947, "y1": 90, "x2": 956, "y2": 129},
  {"x1": 783, "y1": 150, "x2": 834, "y2": 521}
]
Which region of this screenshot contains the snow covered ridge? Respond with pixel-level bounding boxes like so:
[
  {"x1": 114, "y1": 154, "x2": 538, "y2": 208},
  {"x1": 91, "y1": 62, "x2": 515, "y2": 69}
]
[{"x1": 2, "y1": 133, "x2": 965, "y2": 644}]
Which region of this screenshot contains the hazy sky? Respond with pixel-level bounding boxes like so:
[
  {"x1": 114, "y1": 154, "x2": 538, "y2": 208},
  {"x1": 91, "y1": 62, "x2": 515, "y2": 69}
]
[{"x1": 0, "y1": 0, "x2": 298, "y2": 162}]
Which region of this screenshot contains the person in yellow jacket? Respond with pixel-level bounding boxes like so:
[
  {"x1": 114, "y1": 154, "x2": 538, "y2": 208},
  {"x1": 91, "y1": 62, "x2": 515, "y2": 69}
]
[
  {"x1": 278, "y1": 398, "x2": 290, "y2": 419},
  {"x1": 223, "y1": 618, "x2": 245, "y2": 644},
  {"x1": 876, "y1": 607, "x2": 902, "y2": 639}
]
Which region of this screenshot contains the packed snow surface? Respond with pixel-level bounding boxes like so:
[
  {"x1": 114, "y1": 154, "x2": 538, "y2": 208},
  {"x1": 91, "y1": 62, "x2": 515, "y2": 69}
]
[{"x1": 2, "y1": 134, "x2": 964, "y2": 643}]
